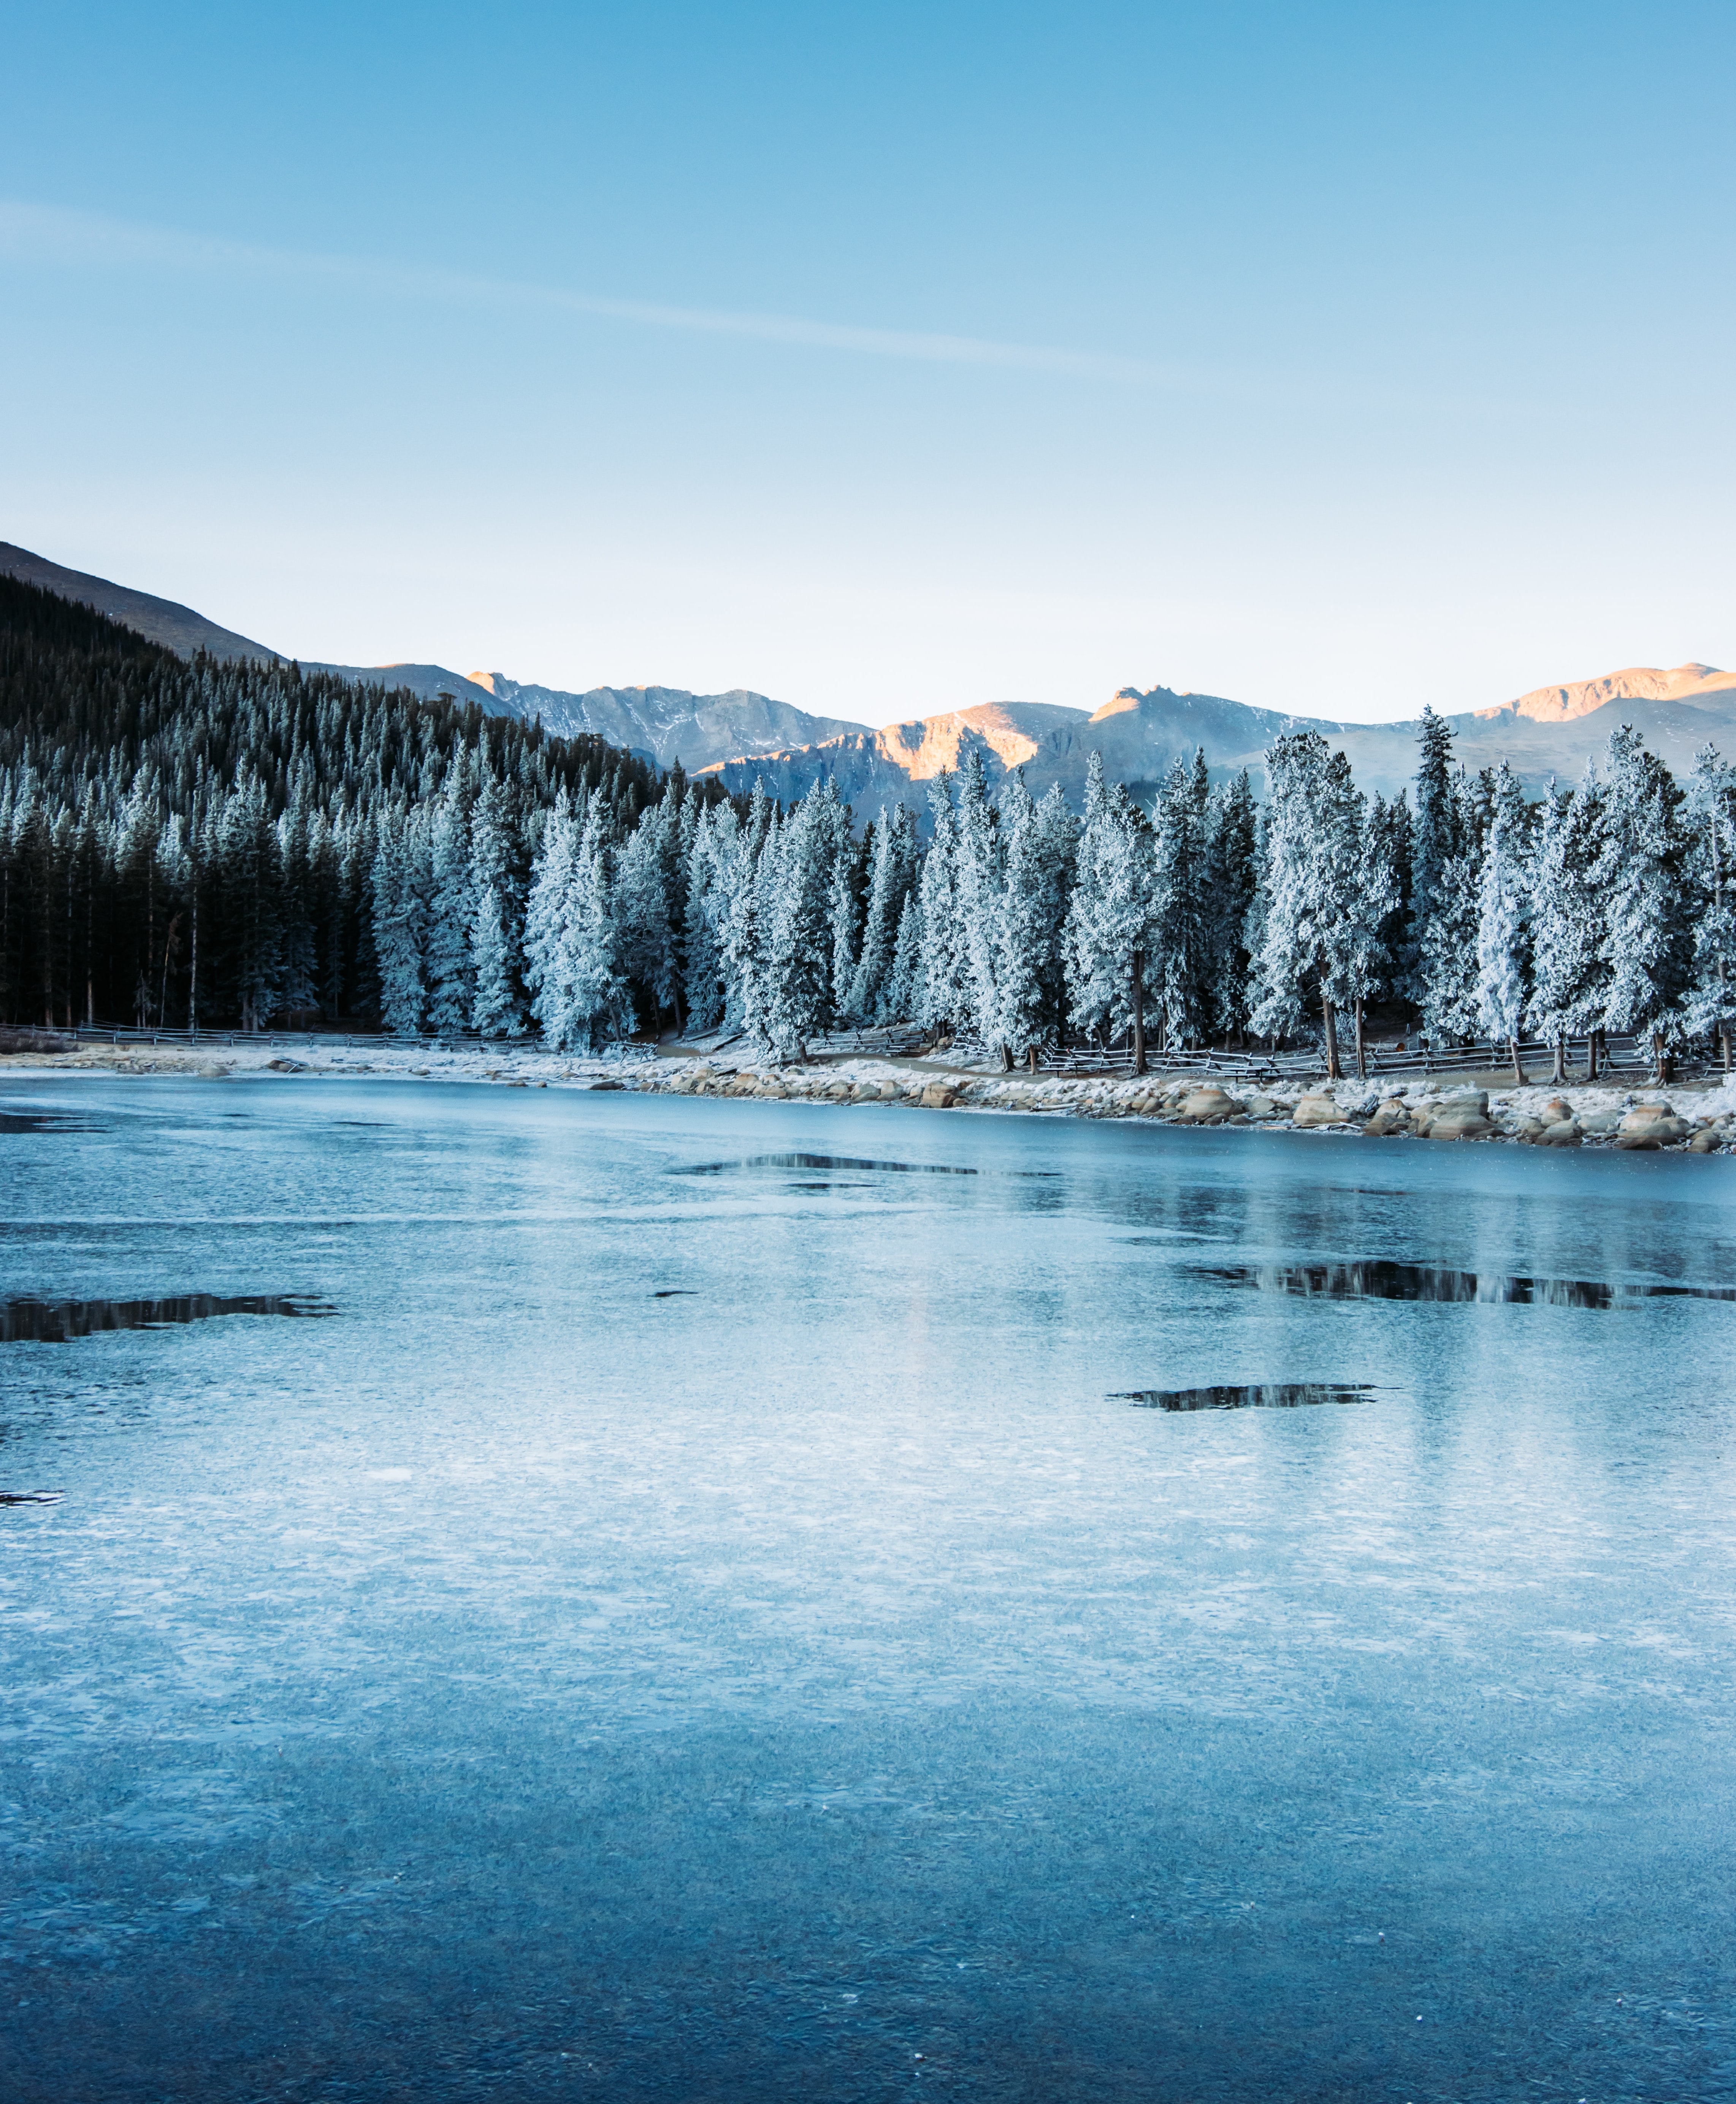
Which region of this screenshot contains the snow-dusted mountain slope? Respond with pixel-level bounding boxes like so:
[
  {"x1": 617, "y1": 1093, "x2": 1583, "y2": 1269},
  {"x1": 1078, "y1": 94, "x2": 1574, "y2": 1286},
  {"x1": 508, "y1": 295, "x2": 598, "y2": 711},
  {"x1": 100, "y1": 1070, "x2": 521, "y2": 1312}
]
[
  {"x1": 9, "y1": 539, "x2": 1732, "y2": 807},
  {"x1": 461, "y1": 674, "x2": 865, "y2": 771},
  {"x1": 704, "y1": 668, "x2": 1736, "y2": 811},
  {"x1": 0, "y1": 543, "x2": 282, "y2": 662}
]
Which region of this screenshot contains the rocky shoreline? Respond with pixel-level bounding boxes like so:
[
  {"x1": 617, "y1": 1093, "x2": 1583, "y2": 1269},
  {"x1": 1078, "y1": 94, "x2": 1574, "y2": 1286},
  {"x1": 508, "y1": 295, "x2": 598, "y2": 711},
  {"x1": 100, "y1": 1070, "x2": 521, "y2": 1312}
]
[{"x1": 4, "y1": 1037, "x2": 1734, "y2": 1151}]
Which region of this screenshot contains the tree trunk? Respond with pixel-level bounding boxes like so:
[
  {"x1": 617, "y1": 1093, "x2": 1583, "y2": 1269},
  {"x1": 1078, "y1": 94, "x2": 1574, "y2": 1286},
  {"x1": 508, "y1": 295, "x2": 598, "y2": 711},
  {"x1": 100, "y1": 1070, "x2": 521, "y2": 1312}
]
[
  {"x1": 1354, "y1": 996, "x2": 1367, "y2": 1081},
  {"x1": 1723, "y1": 1024, "x2": 1732, "y2": 1076},
  {"x1": 1028, "y1": 1043, "x2": 1039, "y2": 1075},
  {"x1": 1322, "y1": 996, "x2": 1341, "y2": 1081},
  {"x1": 1585, "y1": 1030, "x2": 1598, "y2": 1081},
  {"x1": 1551, "y1": 1031, "x2": 1565, "y2": 1084},
  {"x1": 1510, "y1": 1034, "x2": 1526, "y2": 1085},
  {"x1": 999, "y1": 1043, "x2": 1012, "y2": 1073},
  {"x1": 1131, "y1": 948, "x2": 1147, "y2": 1076}
]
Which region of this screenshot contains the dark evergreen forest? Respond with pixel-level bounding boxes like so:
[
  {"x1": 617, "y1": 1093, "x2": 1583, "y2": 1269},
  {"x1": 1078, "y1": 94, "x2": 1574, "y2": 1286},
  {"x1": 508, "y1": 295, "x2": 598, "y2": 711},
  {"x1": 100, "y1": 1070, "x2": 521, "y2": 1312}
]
[{"x1": 0, "y1": 577, "x2": 721, "y2": 1031}]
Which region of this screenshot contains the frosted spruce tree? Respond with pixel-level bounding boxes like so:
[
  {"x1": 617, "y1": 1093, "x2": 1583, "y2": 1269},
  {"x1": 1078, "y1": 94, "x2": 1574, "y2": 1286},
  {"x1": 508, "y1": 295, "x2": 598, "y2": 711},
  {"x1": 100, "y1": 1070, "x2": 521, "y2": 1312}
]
[
  {"x1": 424, "y1": 762, "x2": 476, "y2": 1036},
  {"x1": 1065, "y1": 752, "x2": 1153, "y2": 1068},
  {"x1": 952, "y1": 748, "x2": 1004, "y2": 1047},
  {"x1": 846, "y1": 802, "x2": 920, "y2": 1022},
  {"x1": 917, "y1": 775, "x2": 966, "y2": 1041},
  {"x1": 1248, "y1": 733, "x2": 1377, "y2": 1079},
  {"x1": 759, "y1": 779, "x2": 843, "y2": 1058},
  {"x1": 469, "y1": 767, "x2": 526, "y2": 1038},
  {"x1": 1149, "y1": 750, "x2": 1211, "y2": 1052},
  {"x1": 1686, "y1": 746, "x2": 1736, "y2": 1071},
  {"x1": 615, "y1": 784, "x2": 684, "y2": 1033},
  {"x1": 992, "y1": 776, "x2": 1077, "y2": 1068},
  {"x1": 523, "y1": 789, "x2": 579, "y2": 1047},
  {"x1": 680, "y1": 802, "x2": 732, "y2": 1035},
  {"x1": 1203, "y1": 771, "x2": 1259, "y2": 1043},
  {"x1": 1527, "y1": 767, "x2": 1606, "y2": 1081},
  {"x1": 1595, "y1": 724, "x2": 1693, "y2": 1077},
  {"x1": 1473, "y1": 762, "x2": 1533, "y2": 1081}
]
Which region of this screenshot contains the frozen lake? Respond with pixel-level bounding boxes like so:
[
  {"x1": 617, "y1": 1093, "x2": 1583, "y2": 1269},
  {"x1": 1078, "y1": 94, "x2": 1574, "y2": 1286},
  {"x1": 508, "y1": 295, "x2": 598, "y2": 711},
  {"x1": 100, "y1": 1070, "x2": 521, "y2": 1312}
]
[{"x1": 3, "y1": 1077, "x2": 1735, "y2": 2101}]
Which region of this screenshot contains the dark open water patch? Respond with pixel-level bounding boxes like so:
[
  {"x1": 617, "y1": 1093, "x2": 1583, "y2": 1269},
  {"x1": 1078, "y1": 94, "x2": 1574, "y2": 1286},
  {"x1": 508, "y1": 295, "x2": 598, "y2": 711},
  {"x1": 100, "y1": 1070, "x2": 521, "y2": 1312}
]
[
  {"x1": 1114, "y1": 1382, "x2": 1379, "y2": 1411},
  {"x1": 1199, "y1": 1259, "x2": 1736, "y2": 1307},
  {"x1": 1, "y1": 1294, "x2": 339, "y2": 1342},
  {"x1": 679, "y1": 1152, "x2": 981, "y2": 1178},
  {"x1": 0, "y1": 1490, "x2": 63, "y2": 1505},
  {"x1": 652, "y1": 1289, "x2": 698, "y2": 1298},
  {"x1": 0, "y1": 1109, "x2": 103, "y2": 1135}
]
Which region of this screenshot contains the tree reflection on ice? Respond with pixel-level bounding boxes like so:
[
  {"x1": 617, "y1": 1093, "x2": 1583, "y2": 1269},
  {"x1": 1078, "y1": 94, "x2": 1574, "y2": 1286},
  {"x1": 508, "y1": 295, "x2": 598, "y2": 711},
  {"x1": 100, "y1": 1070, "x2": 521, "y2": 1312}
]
[{"x1": 1197, "y1": 1260, "x2": 1736, "y2": 1307}]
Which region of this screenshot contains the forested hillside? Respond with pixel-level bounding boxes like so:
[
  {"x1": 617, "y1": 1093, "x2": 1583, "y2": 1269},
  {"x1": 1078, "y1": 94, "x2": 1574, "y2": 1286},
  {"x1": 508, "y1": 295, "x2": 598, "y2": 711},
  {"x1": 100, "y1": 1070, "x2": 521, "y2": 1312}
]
[
  {"x1": 0, "y1": 578, "x2": 718, "y2": 1032},
  {"x1": 6, "y1": 571, "x2": 1735, "y2": 1082}
]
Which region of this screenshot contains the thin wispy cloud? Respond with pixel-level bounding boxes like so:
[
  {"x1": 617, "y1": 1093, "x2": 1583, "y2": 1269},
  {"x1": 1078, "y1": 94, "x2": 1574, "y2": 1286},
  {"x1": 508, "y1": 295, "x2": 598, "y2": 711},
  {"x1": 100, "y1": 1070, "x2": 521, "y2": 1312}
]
[{"x1": 0, "y1": 198, "x2": 1166, "y2": 385}]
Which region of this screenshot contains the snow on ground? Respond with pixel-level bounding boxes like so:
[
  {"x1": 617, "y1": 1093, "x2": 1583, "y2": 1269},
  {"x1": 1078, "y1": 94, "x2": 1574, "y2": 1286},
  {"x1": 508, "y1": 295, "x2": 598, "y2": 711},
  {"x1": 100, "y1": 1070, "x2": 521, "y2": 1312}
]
[{"x1": 5, "y1": 1034, "x2": 1735, "y2": 1150}]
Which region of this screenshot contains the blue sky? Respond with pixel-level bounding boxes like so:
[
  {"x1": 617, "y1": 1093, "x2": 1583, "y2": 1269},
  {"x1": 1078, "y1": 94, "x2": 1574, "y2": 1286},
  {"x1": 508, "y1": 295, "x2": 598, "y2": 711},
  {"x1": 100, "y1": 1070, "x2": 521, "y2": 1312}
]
[{"x1": 2, "y1": 2, "x2": 1730, "y2": 724}]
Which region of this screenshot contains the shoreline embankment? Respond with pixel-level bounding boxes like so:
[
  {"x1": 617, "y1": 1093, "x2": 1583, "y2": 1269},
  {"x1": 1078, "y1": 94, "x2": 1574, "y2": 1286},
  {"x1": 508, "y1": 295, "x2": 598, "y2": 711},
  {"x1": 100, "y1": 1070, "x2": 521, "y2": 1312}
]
[{"x1": 4, "y1": 1035, "x2": 1735, "y2": 1151}]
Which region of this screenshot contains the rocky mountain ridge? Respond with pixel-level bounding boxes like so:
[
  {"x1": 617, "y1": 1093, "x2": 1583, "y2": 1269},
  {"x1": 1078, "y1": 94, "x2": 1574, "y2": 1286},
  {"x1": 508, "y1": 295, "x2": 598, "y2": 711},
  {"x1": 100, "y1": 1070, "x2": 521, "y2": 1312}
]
[{"x1": 5, "y1": 539, "x2": 1729, "y2": 808}]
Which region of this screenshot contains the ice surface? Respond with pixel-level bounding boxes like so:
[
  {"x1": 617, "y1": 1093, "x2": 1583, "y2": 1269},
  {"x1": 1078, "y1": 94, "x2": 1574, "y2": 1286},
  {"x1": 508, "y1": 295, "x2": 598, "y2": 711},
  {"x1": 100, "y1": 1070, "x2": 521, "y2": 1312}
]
[{"x1": 2, "y1": 1078, "x2": 1734, "y2": 2101}]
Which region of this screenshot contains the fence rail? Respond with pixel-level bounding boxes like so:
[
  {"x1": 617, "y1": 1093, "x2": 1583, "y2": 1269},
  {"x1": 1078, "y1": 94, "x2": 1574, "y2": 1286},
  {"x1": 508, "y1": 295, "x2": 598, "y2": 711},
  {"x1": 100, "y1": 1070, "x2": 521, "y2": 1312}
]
[
  {"x1": 940, "y1": 1030, "x2": 1720, "y2": 1083},
  {"x1": 4, "y1": 1019, "x2": 1725, "y2": 1087}
]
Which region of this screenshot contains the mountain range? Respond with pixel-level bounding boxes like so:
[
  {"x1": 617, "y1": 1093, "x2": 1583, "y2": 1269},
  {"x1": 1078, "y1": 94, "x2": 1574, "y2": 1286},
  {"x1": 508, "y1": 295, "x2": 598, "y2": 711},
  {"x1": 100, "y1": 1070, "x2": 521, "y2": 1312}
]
[{"x1": 5, "y1": 538, "x2": 1731, "y2": 809}]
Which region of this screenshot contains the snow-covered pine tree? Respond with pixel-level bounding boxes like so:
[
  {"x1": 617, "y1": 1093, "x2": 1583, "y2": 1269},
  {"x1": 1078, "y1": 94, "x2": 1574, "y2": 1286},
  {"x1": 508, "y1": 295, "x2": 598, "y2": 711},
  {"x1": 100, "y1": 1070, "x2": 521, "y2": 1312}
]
[
  {"x1": 883, "y1": 892, "x2": 924, "y2": 1024},
  {"x1": 523, "y1": 789, "x2": 578, "y2": 1047},
  {"x1": 1408, "y1": 707, "x2": 1456, "y2": 1011},
  {"x1": 1685, "y1": 745, "x2": 1736, "y2": 1071},
  {"x1": 759, "y1": 777, "x2": 842, "y2": 1058},
  {"x1": 846, "y1": 802, "x2": 920, "y2": 1022},
  {"x1": 566, "y1": 790, "x2": 634, "y2": 1048},
  {"x1": 371, "y1": 804, "x2": 427, "y2": 1036},
  {"x1": 1149, "y1": 750, "x2": 1210, "y2": 1052},
  {"x1": 917, "y1": 774, "x2": 966, "y2": 1040},
  {"x1": 952, "y1": 747, "x2": 1004, "y2": 1049},
  {"x1": 1363, "y1": 792, "x2": 1412, "y2": 1022},
  {"x1": 1248, "y1": 733, "x2": 1374, "y2": 1077},
  {"x1": 220, "y1": 764, "x2": 287, "y2": 1033},
  {"x1": 1203, "y1": 770, "x2": 1258, "y2": 1043},
  {"x1": 1595, "y1": 724, "x2": 1693, "y2": 1077},
  {"x1": 1334, "y1": 766, "x2": 1401, "y2": 1079},
  {"x1": 1527, "y1": 766, "x2": 1605, "y2": 1081},
  {"x1": 1473, "y1": 762, "x2": 1533, "y2": 1081},
  {"x1": 469, "y1": 766, "x2": 527, "y2": 1039},
  {"x1": 990, "y1": 774, "x2": 1043, "y2": 1066},
  {"x1": 614, "y1": 783, "x2": 684, "y2": 1033},
  {"x1": 274, "y1": 778, "x2": 319, "y2": 1020},
  {"x1": 722, "y1": 781, "x2": 774, "y2": 1033},
  {"x1": 1419, "y1": 766, "x2": 1482, "y2": 1049},
  {"x1": 422, "y1": 760, "x2": 476, "y2": 1036},
  {"x1": 1064, "y1": 752, "x2": 1153, "y2": 1067},
  {"x1": 680, "y1": 802, "x2": 733, "y2": 1035}
]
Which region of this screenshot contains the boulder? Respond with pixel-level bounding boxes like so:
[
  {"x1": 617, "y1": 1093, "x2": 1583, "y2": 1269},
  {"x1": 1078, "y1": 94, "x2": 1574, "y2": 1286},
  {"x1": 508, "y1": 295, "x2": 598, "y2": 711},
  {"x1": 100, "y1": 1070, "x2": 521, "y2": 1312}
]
[
  {"x1": 1538, "y1": 1121, "x2": 1581, "y2": 1147},
  {"x1": 1176, "y1": 1086, "x2": 1242, "y2": 1122},
  {"x1": 1426, "y1": 1103, "x2": 1494, "y2": 1141},
  {"x1": 1506, "y1": 1116, "x2": 1546, "y2": 1142},
  {"x1": 1613, "y1": 1135, "x2": 1661, "y2": 1150},
  {"x1": 1578, "y1": 1110, "x2": 1623, "y2": 1135},
  {"x1": 1362, "y1": 1098, "x2": 1410, "y2": 1137},
  {"x1": 920, "y1": 1082, "x2": 958, "y2": 1110},
  {"x1": 1688, "y1": 1128, "x2": 1723, "y2": 1153},
  {"x1": 1242, "y1": 1094, "x2": 1282, "y2": 1120},
  {"x1": 1619, "y1": 1104, "x2": 1690, "y2": 1144},
  {"x1": 1540, "y1": 1096, "x2": 1574, "y2": 1124},
  {"x1": 1292, "y1": 1092, "x2": 1343, "y2": 1129}
]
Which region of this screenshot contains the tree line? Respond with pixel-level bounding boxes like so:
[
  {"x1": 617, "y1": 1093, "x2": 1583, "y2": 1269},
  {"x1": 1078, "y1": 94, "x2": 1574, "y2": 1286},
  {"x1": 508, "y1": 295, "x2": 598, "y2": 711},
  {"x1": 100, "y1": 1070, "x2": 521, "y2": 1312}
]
[
  {"x1": 5, "y1": 573, "x2": 1733, "y2": 1079},
  {"x1": 521, "y1": 716, "x2": 1731, "y2": 1082},
  {"x1": 0, "y1": 576, "x2": 728, "y2": 1034}
]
